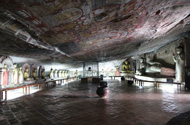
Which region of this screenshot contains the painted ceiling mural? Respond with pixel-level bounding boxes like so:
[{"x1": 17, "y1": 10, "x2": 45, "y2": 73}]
[{"x1": 0, "y1": 0, "x2": 190, "y2": 63}]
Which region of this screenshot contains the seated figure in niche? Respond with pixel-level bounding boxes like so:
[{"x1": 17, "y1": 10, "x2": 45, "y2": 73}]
[
  {"x1": 59, "y1": 70, "x2": 62, "y2": 78},
  {"x1": 41, "y1": 69, "x2": 45, "y2": 79},
  {"x1": 24, "y1": 68, "x2": 30, "y2": 80},
  {"x1": 18, "y1": 67, "x2": 23, "y2": 84},
  {"x1": 33, "y1": 69, "x2": 38, "y2": 80},
  {"x1": 3, "y1": 64, "x2": 8, "y2": 87},
  {"x1": 100, "y1": 69, "x2": 105, "y2": 76},
  {"x1": 109, "y1": 69, "x2": 115, "y2": 76},
  {"x1": 122, "y1": 60, "x2": 134, "y2": 73},
  {"x1": 13, "y1": 64, "x2": 18, "y2": 85},
  {"x1": 115, "y1": 66, "x2": 120, "y2": 76},
  {"x1": 50, "y1": 68, "x2": 54, "y2": 79},
  {"x1": 61, "y1": 70, "x2": 64, "y2": 78},
  {"x1": 67, "y1": 71, "x2": 69, "y2": 78},
  {"x1": 173, "y1": 46, "x2": 185, "y2": 83},
  {"x1": 64, "y1": 70, "x2": 67, "y2": 77},
  {"x1": 74, "y1": 70, "x2": 78, "y2": 77}
]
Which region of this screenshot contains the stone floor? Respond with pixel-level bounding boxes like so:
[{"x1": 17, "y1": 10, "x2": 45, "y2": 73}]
[{"x1": 0, "y1": 79, "x2": 190, "y2": 125}]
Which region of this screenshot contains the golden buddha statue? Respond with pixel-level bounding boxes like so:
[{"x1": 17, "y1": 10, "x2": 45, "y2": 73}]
[
  {"x1": 109, "y1": 69, "x2": 114, "y2": 76},
  {"x1": 122, "y1": 60, "x2": 133, "y2": 73},
  {"x1": 33, "y1": 69, "x2": 38, "y2": 80},
  {"x1": 24, "y1": 68, "x2": 30, "y2": 80}
]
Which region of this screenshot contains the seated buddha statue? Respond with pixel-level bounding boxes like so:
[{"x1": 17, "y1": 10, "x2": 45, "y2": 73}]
[
  {"x1": 66, "y1": 70, "x2": 69, "y2": 78},
  {"x1": 74, "y1": 70, "x2": 78, "y2": 77},
  {"x1": 33, "y1": 69, "x2": 38, "y2": 80},
  {"x1": 122, "y1": 60, "x2": 134, "y2": 73},
  {"x1": 41, "y1": 69, "x2": 45, "y2": 79},
  {"x1": 61, "y1": 70, "x2": 64, "y2": 78},
  {"x1": 24, "y1": 68, "x2": 30, "y2": 80},
  {"x1": 109, "y1": 69, "x2": 114, "y2": 76},
  {"x1": 59, "y1": 70, "x2": 62, "y2": 78},
  {"x1": 50, "y1": 68, "x2": 54, "y2": 79}
]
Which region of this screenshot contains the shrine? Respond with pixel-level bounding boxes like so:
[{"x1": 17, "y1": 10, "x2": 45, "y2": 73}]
[{"x1": 0, "y1": 0, "x2": 190, "y2": 124}]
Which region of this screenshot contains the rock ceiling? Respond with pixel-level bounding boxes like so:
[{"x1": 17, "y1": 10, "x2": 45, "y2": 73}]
[{"x1": 0, "y1": 0, "x2": 190, "y2": 64}]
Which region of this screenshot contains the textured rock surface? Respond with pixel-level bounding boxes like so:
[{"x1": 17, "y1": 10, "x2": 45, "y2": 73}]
[{"x1": 0, "y1": 0, "x2": 190, "y2": 64}]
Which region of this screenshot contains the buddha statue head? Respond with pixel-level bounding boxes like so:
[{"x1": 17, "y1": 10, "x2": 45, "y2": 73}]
[
  {"x1": 176, "y1": 47, "x2": 183, "y2": 55},
  {"x1": 19, "y1": 67, "x2": 22, "y2": 72},
  {"x1": 4, "y1": 64, "x2": 7, "y2": 69},
  {"x1": 124, "y1": 60, "x2": 128, "y2": 65},
  {"x1": 26, "y1": 68, "x2": 29, "y2": 73},
  {"x1": 13, "y1": 64, "x2": 17, "y2": 68},
  {"x1": 24, "y1": 68, "x2": 29, "y2": 80}
]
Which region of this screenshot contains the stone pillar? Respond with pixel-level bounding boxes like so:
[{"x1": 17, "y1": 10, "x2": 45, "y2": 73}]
[{"x1": 184, "y1": 38, "x2": 190, "y2": 89}]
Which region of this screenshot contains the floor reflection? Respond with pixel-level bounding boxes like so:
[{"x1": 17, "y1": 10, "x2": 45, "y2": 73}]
[{"x1": 0, "y1": 79, "x2": 190, "y2": 125}]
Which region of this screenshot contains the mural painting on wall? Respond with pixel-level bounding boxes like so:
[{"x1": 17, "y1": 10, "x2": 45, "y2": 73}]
[
  {"x1": 23, "y1": 63, "x2": 30, "y2": 80},
  {"x1": 13, "y1": 64, "x2": 18, "y2": 85},
  {"x1": 18, "y1": 67, "x2": 24, "y2": 84},
  {"x1": 32, "y1": 65, "x2": 38, "y2": 80},
  {"x1": 173, "y1": 46, "x2": 185, "y2": 83}
]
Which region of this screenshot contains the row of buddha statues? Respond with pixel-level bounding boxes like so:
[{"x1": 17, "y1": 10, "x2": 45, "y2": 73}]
[
  {"x1": 100, "y1": 67, "x2": 120, "y2": 76},
  {"x1": 1, "y1": 64, "x2": 45, "y2": 88},
  {"x1": 49, "y1": 68, "x2": 70, "y2": 79}
]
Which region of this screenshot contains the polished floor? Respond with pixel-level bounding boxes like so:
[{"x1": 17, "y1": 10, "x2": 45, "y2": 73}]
[{"x1": 0, "y1": 79, "x2": 190, "y2": 125}]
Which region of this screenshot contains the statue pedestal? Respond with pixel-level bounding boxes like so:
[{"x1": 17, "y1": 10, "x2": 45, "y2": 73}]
[
  {"x1": 134, "y1": 75, "x2": 174, "y2": 82},
  {"x1": 120, "y1": 72, "x2": 134, "y2": 77}
]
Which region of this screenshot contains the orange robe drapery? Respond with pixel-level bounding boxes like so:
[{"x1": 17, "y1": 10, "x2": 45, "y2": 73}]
[{"x1": 3, "y1": 69, "x2": 8, "y2": 87}]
